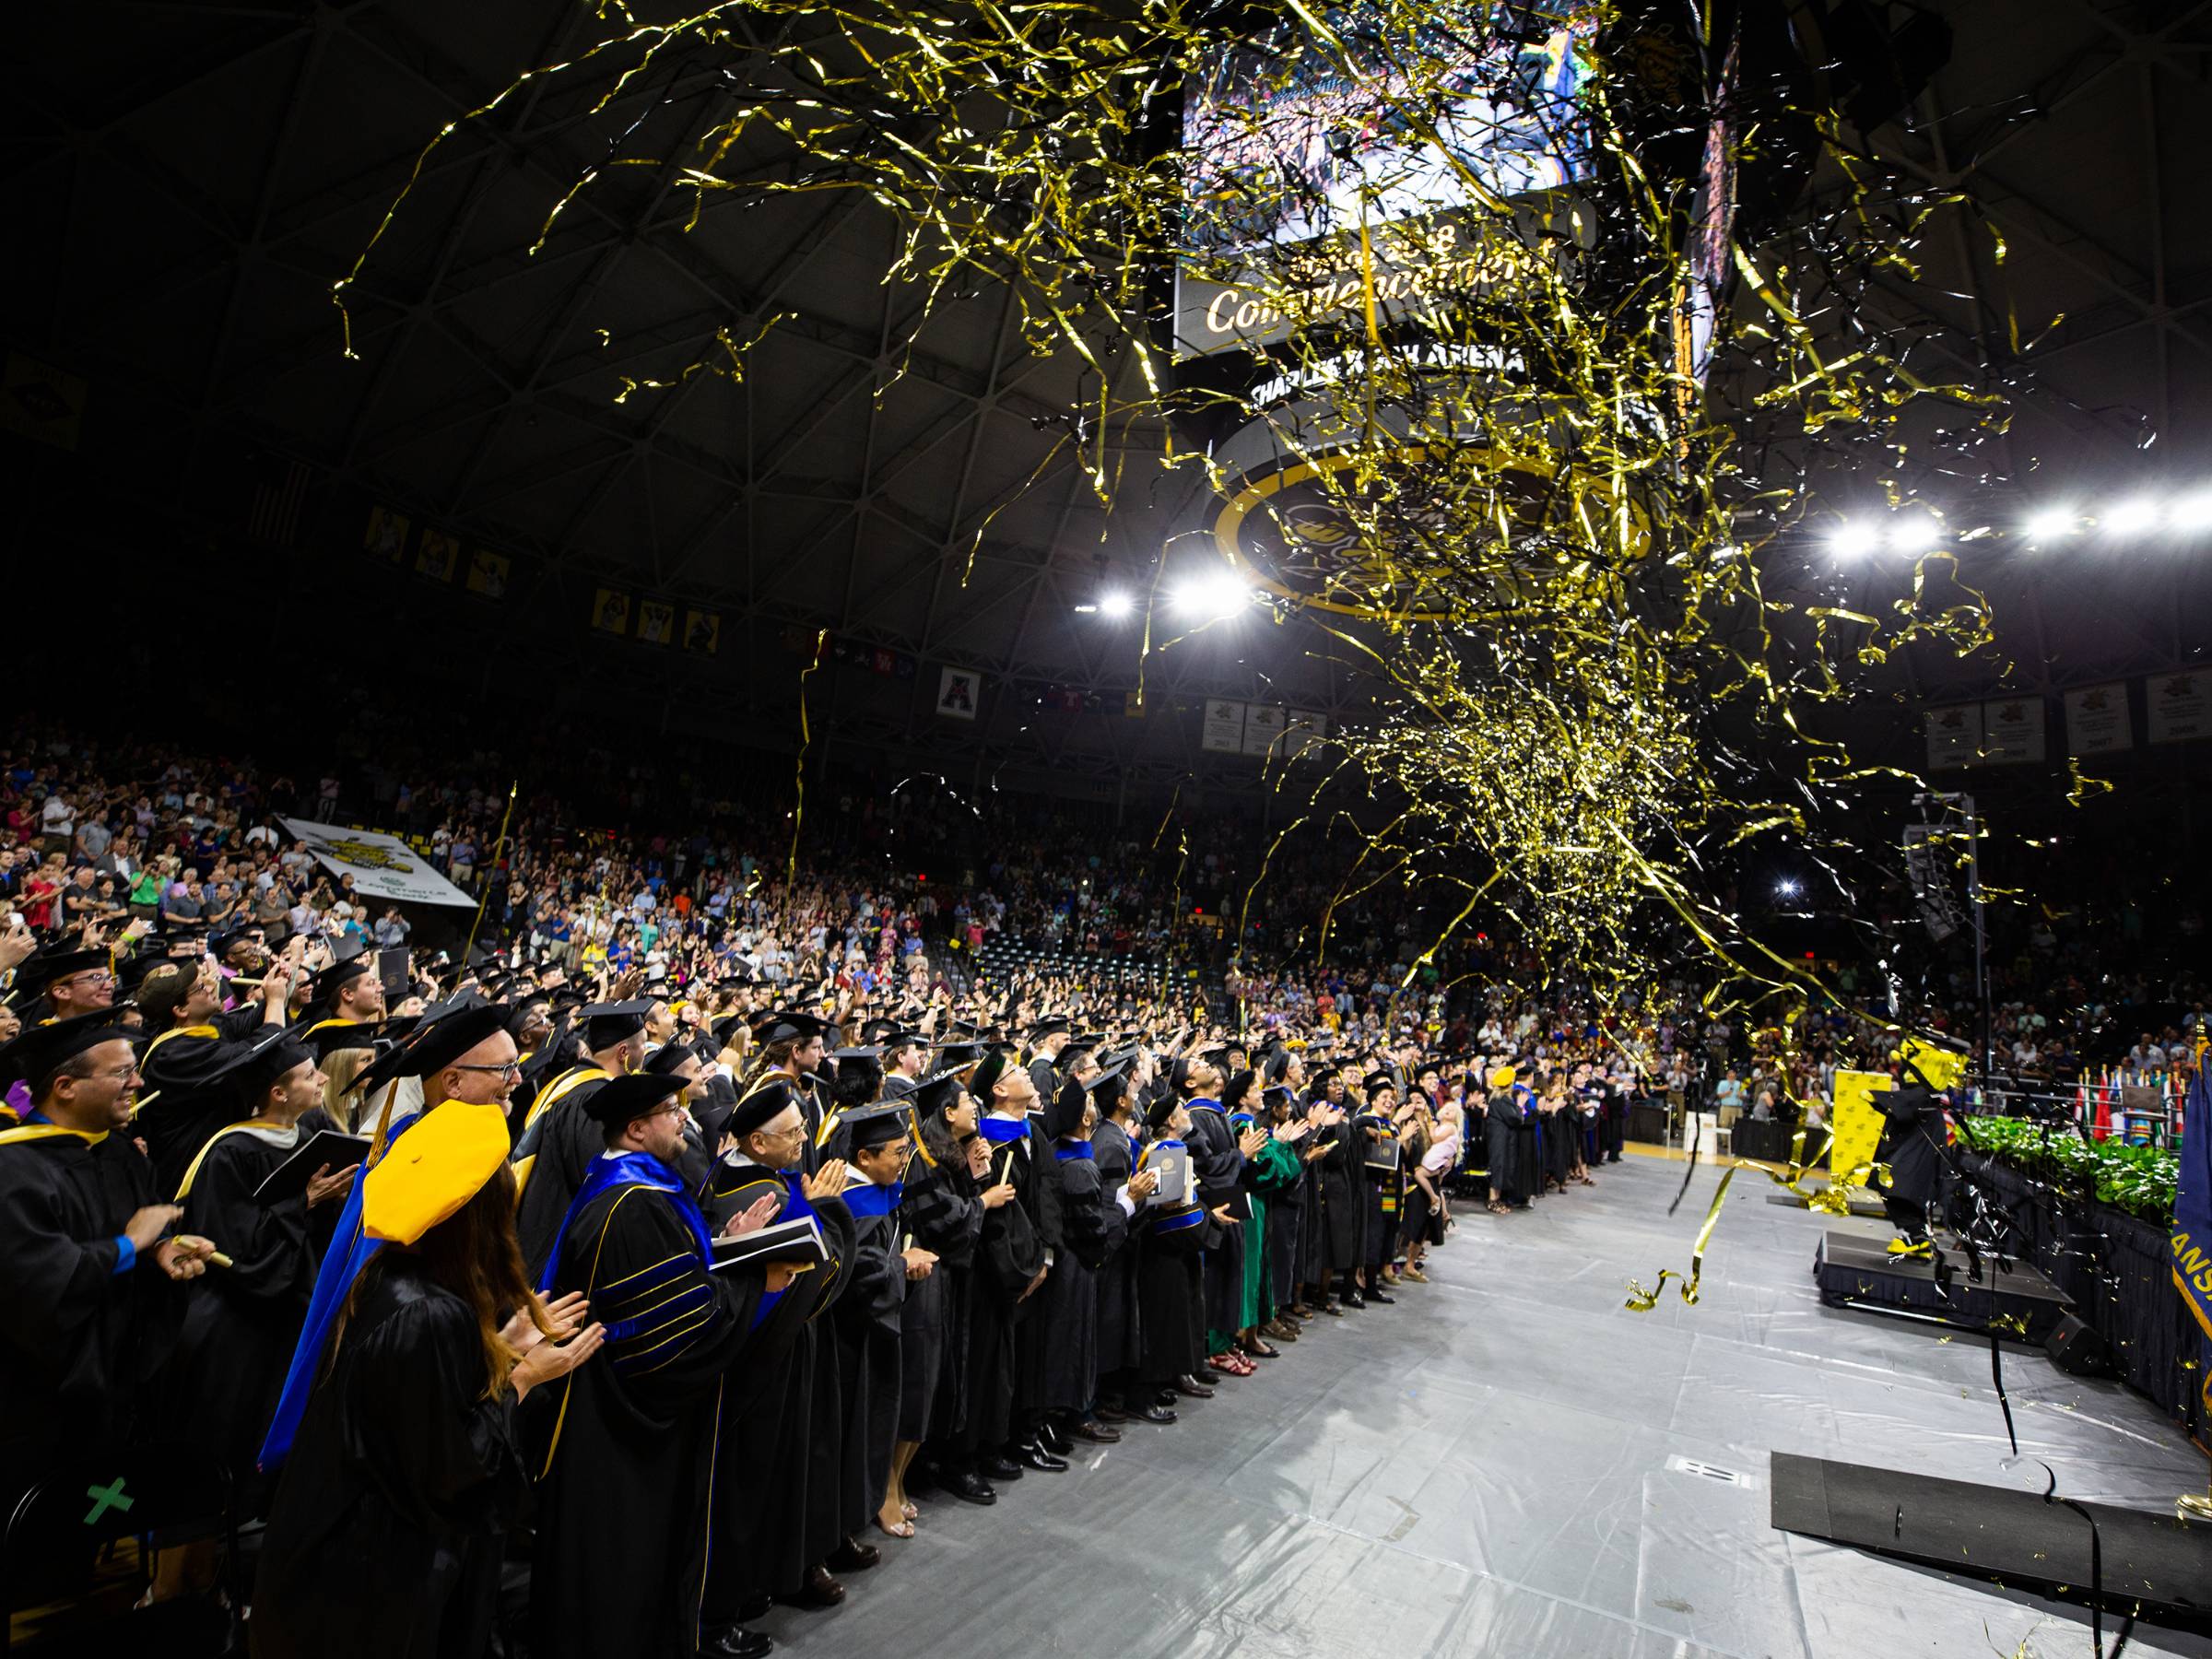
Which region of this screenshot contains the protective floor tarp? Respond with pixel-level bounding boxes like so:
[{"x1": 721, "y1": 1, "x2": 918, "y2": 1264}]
[{"x1": 744, "y1": 1156, "x2": 2210, "y2": 1658}]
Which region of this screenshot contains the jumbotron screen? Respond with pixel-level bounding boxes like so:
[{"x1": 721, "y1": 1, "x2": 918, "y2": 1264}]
[{"x1": 1180, "y1": 3, "x2": 1598, "y2": 267}]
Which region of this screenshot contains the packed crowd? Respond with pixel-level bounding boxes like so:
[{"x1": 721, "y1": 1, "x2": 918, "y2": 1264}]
[{"x1": 0, "y1": 890, "x2": 1653, "y2": 1659}]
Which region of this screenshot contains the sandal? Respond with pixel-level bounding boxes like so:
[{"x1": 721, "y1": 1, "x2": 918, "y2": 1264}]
[
  {"x1": 875, "y1": 1516, "x2": 916, "y2": 1539},
  {"x1": 901, "y1": 1500, "x2": 919, "y2": 1521},
  {"x1": 1486, "y1": 1202, "x2": 1511, "y2": 1216}
]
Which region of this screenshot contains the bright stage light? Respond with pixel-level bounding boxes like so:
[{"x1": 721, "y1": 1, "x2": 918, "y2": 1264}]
[
  {"x1": 1097, "y1": 591, "x2": 1133, "y2": 618},
  {"x1": 2020, "y1": 507, "x2": 2077, "y2": 544},
  {"x1": 2101, "y1": 498, "x2": 2162, "y2": 536},
  {"x1": 2168, "y1": 489, "x2": 2212, "y2": 533},
  {"x1": 1775, "y1": 877, "x2": 1802, "y2": 900},
  {"x1": 1827, "y1": 520, "x2": 1882, "y2": 559},
  {"x1": 1888, "y1": 514, "x2": 1945, "y2": 555},
  {"x1": 1172, "y1": 571, "x2": 1251, "y2": 620}
]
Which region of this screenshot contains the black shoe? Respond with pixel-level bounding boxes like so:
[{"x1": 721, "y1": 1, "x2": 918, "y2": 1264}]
[
  {"x1": 700, "y1": 1627, "x2": 773, "y2": 1659},
  {"x1": 1366, "y1": 1289, "x2": 1395, "y2": 1304},
  {"x1": 940, "y1": 1470, "x2": 998, "y2": 1505},
  {"x1": 1071, "y1": 1418, "x2": 1122, "y2": 1443},
  {"x1": 981, "y1": 1454, "x2": 1023, "y2": 1481},
  {"x1": 1172, "y1": 1373, "x2": 1216, "y2": 1399},
  {"x1": 776, "y1": 1564, "x2": 845, "y2": 1609},
  {"x1": 1154, "y1": 1388, "x2": 1180, "y2": 1408},
  {"x1": 738, "y1": 1593, "x2": 774, "y2": 1625},
  {"x1": 1137, "y1": 1402, "x2": 1180, "y2": 1424},
  {"x1": 1096, "y1": 1402, "x2": 1132, "y2": 1423},
  {"x1": 1018, "y1": 1441, "x2": 1069, "y2": 1472},
  {"x1": 1342, "y1": 1291, "x2": 1366, "y2": 1309},
  {"x1": 826, "y1": 1535, "x2": 880, "y2": 1572},
  {"x1": 1038, "y1": 1419, "x2": 1074, "y2": 1456}
]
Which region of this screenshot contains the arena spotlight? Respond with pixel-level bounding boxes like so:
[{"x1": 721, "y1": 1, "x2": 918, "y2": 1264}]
[
  {"x1": 2101, "y1": 498, "x2": 2162, "y2": 536},
  {"x1": 1888, "y1": 513, "x2": 1946, "y2": 555},
  {"x1": 2169, "y1": 489, "x2": 2212, "y2": 533},
  {"x1": 2020, "y1": 506, "x2": 2078, "y2": 545},
  {"x1": 1826, "y1": 520, "x2": 1883, "y2": 559},
  {"x1": 1172, "y1": 571, "x2": 1252, "y2": 620},
  {"x1": 1775, "y1": 877, "x2": 1802, "y2": 900},
  {"x1": 1097, "y1": 591, "x2": 1134, "y2": 619}
]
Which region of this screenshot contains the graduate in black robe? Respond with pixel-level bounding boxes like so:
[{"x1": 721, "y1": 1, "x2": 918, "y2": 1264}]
[
  {"x1": 0, "y1": 1017, "x2": 207, "y2": 1511},
  {"x1": 531, "y1": 1071, "x2": 790, "y2": 1659},
  {"x1": 512, "y1": 1000, "x2": 649, "y2": 1273},
  {"x1": 134, "y1": 954, "x2": 291, "y2": 1194},
  {"x1": 1178, "y1": 1056, "x2": 1249, "y2": 1361},
  {"x1": 1355, "y1": 1072, "x2": 1404, "y2": 1297},
  {"x1": 697, "y1": 1075, "x2": 862, "y2": 1626},
  {"x1": 1034, "y1": 1065, "x2": 1144, "y2": 1441},
  {"x1": 830, "y1": 1102, "x2": 915, "y2": 1547},
  {"x1": 163, "y1": 1030, "x2": 355, "y2": 1520},
  {"x1": 899, "y1": 1073, "x2": 992, "y2": 1508},
  {"x1": 1316, "y1": 1079, "x2": 1367, "y2": 1304},
  {"x1": 252, "y1": 1088, "x2": 606, "y2": 1659},
  {"x1": 1089, "y1": 1077, "x2": 1149, "y2": 1418},
  {"x1": 1135, "y1": 1088, "x2": 1209, "y2": 1395},
  {"x1": 957, "y1": 1051, "x2": 1047, "y2": 1480}
]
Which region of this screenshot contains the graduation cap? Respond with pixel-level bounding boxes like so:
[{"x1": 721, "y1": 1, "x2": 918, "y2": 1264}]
[
  {"x1": 1198, "y1": 1045, "x2": 1232, "y2": 1072},
  {"x1": 15, "y1": 947, "x2": 110, "y2": 998},
  {"x1": 1143, "y1": 1088, "x2": 1182, "y2": 1131},
  {"x1": 929, "y1": 1041, "x2": 985, "y2": 1070},
  {"x1": 1261, "y1": 1084, "x2": 1293, "y2": 1115},
  {"x1": 0, "y1": 1012, "x2": 134, "y2": 1099},
  {"x1": 582, "y1": 1071, "x2": 687, "y2": 1130},
  {"x1": 1045, "y1": 1062, "x2": 1127, "y2": 1139},
  {"x1": 912, "y1": 1070, "x2": 969, "y2": 1119},
  {"x1": 726, "y1": 1076, "x2": 806, "y2": 1140},
  {"x1": 208, "y1": 925, "x2": 264, "y2": 961},
  {"x1": 302, "y1": 1018, "x2": 385, "y2": 1060},
  {"x1": 1223, "y1": 1068, "x2": 1258, "y2": 1111},
  {"x1": 397, "y1": 1005, "x2": 515, "y2": 1082},
  {"x1": 305, "y1": 957, "x2": 372, "y2": 1008},
  {"x1": 1362, "y1": 1068, "x2": 1397, "y2": 1097},
  {"x1": 359, "y1": 1100, "x2": 511, "y2": 1247},
  {"x1": 209, "y1": 1026, "x2": 317, "y2": 1104},
  {"x1": 1166, "y1": 1056, "x2": 1194, "y2": 1095},
  {"x1": 842, "y1": 1100, "x2": 916, "y2": 1152},
  {"x1": 710, "y1": 1012, "x2": 749, "y2": 1049},
  {"x1": 754, "y1": 1009, "x2": 831, "y2": 1046},
  {"x1": 1261, "y1": 1044, "x2": 1293, "y2": 1085},
  {"x1": 582, "y1": 998, "x2": 654, "y2": 1049},
  {"x1": 1027, "y1": 1016, "x2": 1070, "y2": 1041},
  {"x1": 644, "y1": 1040, "x2": 702, "y2": 1078},
  {"x1": 969, "y1": 1047, "x2": 1014, "y2": 1100}
]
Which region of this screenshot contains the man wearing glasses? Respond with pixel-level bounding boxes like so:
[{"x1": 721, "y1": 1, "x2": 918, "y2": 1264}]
[
  {"x1": 0, "y1": 1014, "x2": 216, "y2": 1520},
  {"x1": 18, "y1": 946, "x2": 121, "y2": 1026}
]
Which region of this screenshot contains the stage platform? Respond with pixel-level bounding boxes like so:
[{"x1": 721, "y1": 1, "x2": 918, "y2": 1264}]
[
  {"x1": 755, "y1": 1159, "x2": 2211, "y2": 1658},
  {"x1": 1814, "y1": 1227, "x2": 2076, "y2": 1341}
]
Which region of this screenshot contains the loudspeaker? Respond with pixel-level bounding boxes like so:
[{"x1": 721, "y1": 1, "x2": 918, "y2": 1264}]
[{"x1": 2041, "y1": 1312, "x2": 2112, "y2": 1378}]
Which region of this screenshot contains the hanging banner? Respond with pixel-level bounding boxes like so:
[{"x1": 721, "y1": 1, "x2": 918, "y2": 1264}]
[
  {"x1": 1284, "y1": 710, "x2": 1328, "y2": 757},
  {"x1": 276, "y1": 818, "x2": 475, "y2": 909},
  {"x1": 1979, "y1": 697, "x2": 2044, "y2": 765},
  {"x1": 936, "y1": 666, "x2": 980, "y2": 720},
  {"x1": 1202, "y1": 699, "x2": 1248, "y2": 753},
  {"x1": 592, "y1": 589, "x2": 631, "y2": 635},
  {"x1": 638, "y1": 599, "x2": 676, "y2": 646},
  {"x1": 1924, "y1": 704, "x2": 1983, "y2": 771},
  {"x1": 684, "y1": 610, "x2": 720, "y2": 653},
  {"x1": 365, "y1": 504, "x2": 410, "y2": 563},
  {"x1": 415, "y1": 530, "x2": 460, "y2": 582},
  {"x1": 2063, "y1": 682, "x2": 2130, "y2": 754},
  {"x1": 1241, "y1": 704, "x2": 1288, "y2": 757},
  {"x1": 2147, "y1": 671, "x2": 2209, "y2": 746},
  {"x1": 465, "y1": 549, "x2": 510, "y2": 598}
]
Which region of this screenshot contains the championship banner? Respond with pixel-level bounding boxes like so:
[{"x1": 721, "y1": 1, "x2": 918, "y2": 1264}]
[
  {"x1": 277, "y1": 817, "x2": 476, "y2": 908},
  {"x1": 1828, "y1": 1070, "x2": 1890, "y2": 1188},
  {"x1": 2172, "y1": 1046, "x2": 2212, "y2": 1422}
]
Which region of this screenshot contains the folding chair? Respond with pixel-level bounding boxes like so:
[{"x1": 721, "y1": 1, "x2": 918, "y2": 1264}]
[{"x1": 2, "y1": 1441, "x2": 237, "y2": 1656}]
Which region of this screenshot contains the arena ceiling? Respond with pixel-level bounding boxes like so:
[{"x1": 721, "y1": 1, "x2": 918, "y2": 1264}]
[{"x1": 7, "y1": 0, "x2": 2208, "y2": 790}]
